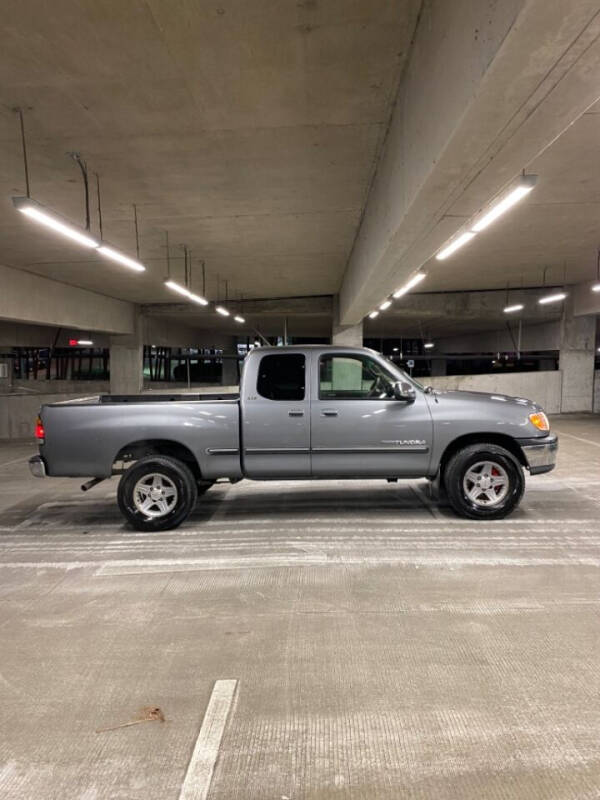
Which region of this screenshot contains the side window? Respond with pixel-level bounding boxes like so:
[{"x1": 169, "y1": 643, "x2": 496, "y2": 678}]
[
  {"x1": 257, "y1": 354, "x2": 305, "y2": 401},
  {"x1": 319, "y1": 354, "x2": 396, "y2": 400}
]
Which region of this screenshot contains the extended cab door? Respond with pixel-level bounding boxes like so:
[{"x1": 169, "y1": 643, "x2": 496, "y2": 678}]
[
  {"x1": 310, "y1": 351, "x2": 433, "y2": 477},
  {"x1": 242, "y1": 350, "x2": 311, "y2": 478}
]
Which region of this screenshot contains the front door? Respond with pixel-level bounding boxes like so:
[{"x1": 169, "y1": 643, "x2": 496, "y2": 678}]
[
  {"x1": 242, "y1": 351, "x2": 311, "y2": 478},
  {"x1": 310, "y1": 351, "x2": 433, "y2": 477}
]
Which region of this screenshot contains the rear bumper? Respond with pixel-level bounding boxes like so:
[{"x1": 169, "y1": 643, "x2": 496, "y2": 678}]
[
  {"x1": 519, "y1": 434, "x2": 558, "y2": 475},
  {"x1": 29, "y1": 455, "x2": 47, "y2": 478}
]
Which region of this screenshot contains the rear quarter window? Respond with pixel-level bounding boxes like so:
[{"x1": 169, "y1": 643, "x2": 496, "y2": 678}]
[{"x1": 257, "y1": 354, "x2": 305, "y2": 401}]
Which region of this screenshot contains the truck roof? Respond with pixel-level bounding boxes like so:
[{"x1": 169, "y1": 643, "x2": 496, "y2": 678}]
[{"x1": 248, "y1": 344, "x2": 376, "y2": 355}]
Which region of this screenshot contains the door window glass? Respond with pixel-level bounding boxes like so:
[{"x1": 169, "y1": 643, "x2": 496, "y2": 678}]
[
  {"x1": 319, "y1": 354, "x2": 396, "y2": 399},
  {"x1": 257, "y1": 354, "x2": 305, "y2": 401}
]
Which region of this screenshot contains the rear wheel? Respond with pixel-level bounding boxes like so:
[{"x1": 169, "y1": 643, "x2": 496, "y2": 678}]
[
  {"x1": 444, "y1": 444, "x2": 524, "y2": 520},
  {"x1": 118, "y1": 455, "x2": 198, "y2": 531}
]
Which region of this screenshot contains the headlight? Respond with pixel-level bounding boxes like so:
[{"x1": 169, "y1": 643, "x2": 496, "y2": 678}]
[{"x1": 529, "y1": 411, "x2": 549, "y2": 432}]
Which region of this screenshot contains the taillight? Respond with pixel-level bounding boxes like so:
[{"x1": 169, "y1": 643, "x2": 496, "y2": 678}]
[{"x1": 35, "y1": 415, "x2": 45, "y2": 443}]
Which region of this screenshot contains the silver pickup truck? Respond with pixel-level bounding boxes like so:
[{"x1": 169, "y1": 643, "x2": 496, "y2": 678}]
[{"x1": 30, "y1": 345, "x2": 558, "y2": 530}]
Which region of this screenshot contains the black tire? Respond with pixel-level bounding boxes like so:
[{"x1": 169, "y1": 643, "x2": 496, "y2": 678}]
[
  {"x1": 444, "y1": 443, "x2": 524, "y2": 520},
  {"x1": 117, "y1": 455, "x2": 198, "y2": 531}
]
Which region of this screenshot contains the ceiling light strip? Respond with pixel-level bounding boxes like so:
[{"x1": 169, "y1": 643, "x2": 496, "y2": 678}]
[
  {"x1": 97, "y1": 245, "x2": 145, "y2": 272},
  {"x1": 538, "y1": 292, "x2": 567, "y2": 305},
  {"x1": 13, "y1": 196, "x2": 99, "y2": 248},
  {"x1": 435, "y1": 174, "x2": 537, "y2": 261}
]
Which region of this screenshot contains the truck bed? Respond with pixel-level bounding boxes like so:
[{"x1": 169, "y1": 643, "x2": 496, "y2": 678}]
[{"x1": 39, "y1": 396, "x2": 242, "y2": 479}]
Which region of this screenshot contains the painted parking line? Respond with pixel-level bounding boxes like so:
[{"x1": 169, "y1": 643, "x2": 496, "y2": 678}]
[
  {"x1": 179, "y1": 679, "x2": 238, "y2": 800},
  {"x1": 0, "y1": 456, "x2": 28, "y2": 469},
  {"x1": 554, "y1": 430, "x2": 600, "y2": 448}
]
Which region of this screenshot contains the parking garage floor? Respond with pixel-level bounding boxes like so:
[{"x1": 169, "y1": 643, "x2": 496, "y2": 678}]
[{"x1": 0, "y1": 414, "x2": 599, "y2": 799}]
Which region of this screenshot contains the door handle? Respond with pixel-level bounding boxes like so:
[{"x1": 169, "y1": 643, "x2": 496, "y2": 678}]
[
  {"x1": 321, "y1": 409, "x2": 338, "y2": 417},
  {"x1": 288, "y1": 410, "x2": 304, "y2": 417}
]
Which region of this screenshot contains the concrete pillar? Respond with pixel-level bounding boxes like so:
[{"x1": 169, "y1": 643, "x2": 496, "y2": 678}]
[
  {"x1": 332, "y1": 295, "x2": 363, "y2": 346},
  {"x1": 0, "y1": 356, "x2": 12, "y2": 391},
  {"x1": 220, "y1": 337, "x2": 239, "y2": 386},
  {"x1": 558, "y1": 297, "x2": 596, "y2": 413},
  {"x1": 430, "y1": 359, "x2": 447, "y2": 377},
  {"x1": 109, "y1": 309, "x2": 143, "y2": 395},
  {"x1": 222, "y1": 357, "x2": 239, "y2": 386}
]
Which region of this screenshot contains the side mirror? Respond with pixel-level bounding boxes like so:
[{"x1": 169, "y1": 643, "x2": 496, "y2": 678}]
[{"x1": 393, "y1": 381, "x2": 416, "y2": 403}]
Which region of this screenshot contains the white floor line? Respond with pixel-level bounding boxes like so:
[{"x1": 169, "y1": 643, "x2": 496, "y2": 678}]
[
  {"x1": 0, "y1": 456, "x2": 28, "y2": 469},
  {"x1": 555, "y1": 430, "x2": 600, "y2": 448},
  {"x1": 409, "y1": 481, "x2": 444, "y2": 520},
  {"x1": 179, "y1": 679, "x2": 238, "y2": 800}
]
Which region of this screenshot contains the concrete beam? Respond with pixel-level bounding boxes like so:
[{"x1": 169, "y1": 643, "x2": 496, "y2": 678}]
[
  {"x1": 340, "y1": 0, "x2": 600, "y2": 323},
  {"x1": 142, "y1": 296, "x2": 333, "y2": 317},
  {"x1": 0, "y1": 263, "x2": 134, "y2": 335},
  {"x1": 572, "y1": 280, "x2": 600, "y2": 316},
  {"x1": 436, "y1": 320, "x2": 560, "y2": 355}
]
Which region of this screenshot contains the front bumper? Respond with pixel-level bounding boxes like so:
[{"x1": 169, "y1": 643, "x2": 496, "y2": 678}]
[
  {"x1": 519, "y1": 434, "x2": 558, "y2": 475},
  {"x1": 29, "y1": 454, "x2": 47, "y2": 478}
]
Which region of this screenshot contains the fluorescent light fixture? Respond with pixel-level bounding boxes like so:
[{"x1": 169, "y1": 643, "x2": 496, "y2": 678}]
[
  {"x1": 436, "y1": 231, "x2": 476, "y2": 261},
  {"x1": 393, "y1": 272, "x2": 426, "y2": 299},
  {"x1": 164, "y1": 279, "x2": 191, "y2": 298},
  {"x1": 592, "y1": 283, "x2": 600, "y2": 293},
  {"x1": 368, "y1": 310, "x2": 379, "y2": 319},
  {"x1": 13, "y1": 196, "x2": 99, "y2": 248},
  {"x1": 216, "y1": 306, "x2": 230, "y2": 316},
  {"x1": 234, "y1": 315, "x2": 245, "y2": 323},
  {"x1": 164, "y1": 279, "x2": 208, "y2": 305},
  {"x1": 471, "y1": 175, "x2": 537, "y2": 232},
  {"x1": 424, "y1": 341, "x2": 435, "y2": 349},
  {"x1": 187, "y1": 291, "x2": 208, "y2": 306},
  {"x1": 435, "y1": 175, "x2": 537, "y2": 262},
  {"x1": 77, "y1": 339, "x2": 93, "y2": 346},
  {"x1": 97, "y1": 245, "x2": 145, "y2": 272},
  {"x1": 538, "y1": 292, "x2": 567, "y2": 305},
  {"x1": 503, "y1": 303, "x2": 524, "y2": 313},
  {"x1": 379, "y1": 300, "x2": 392, "y2": 311}
]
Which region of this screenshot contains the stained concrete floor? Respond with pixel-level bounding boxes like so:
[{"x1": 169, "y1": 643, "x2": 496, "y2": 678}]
[{"x1": 0, "y1": 414, "x2": 599, "y2": 799}]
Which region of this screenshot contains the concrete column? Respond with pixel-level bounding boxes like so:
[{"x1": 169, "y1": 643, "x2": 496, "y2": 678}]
[
  {"x1": 0, "y1": 356, "x2": 12, "y2": 391},
  {"x1": 220, "y1": 337, "x2": 239, "y2": 386},
  {"x1": 222, "y1": 357, "x2": 239, "y2": 387},
  {"x1": 109, "y1": 309, "x2": 143, "y2": 395},
  {"x1": 558, "y1": 297, "x2": 596, "y2": 413},
  {"x1": 430, "y1": 359, "x2": 447, "y2": 377},
  {"x1": 332, "y1": 295, "x2": 363, "y2": 346}
]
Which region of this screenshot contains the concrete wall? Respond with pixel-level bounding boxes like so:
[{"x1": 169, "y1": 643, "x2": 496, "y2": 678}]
[
  {"x1": 594, "y1": 370, "x2": 600, "y2": 414},
  {"x1": 0, "y1": 392, "x2": 99, "y2": 440},
  {"x1": 0, "y1": 384, "x2": 239, "y2": 440},
  {"x1": 428, "y1": 371, "x2": 562, "y2": 414}
]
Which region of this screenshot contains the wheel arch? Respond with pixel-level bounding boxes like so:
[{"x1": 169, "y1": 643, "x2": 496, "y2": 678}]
[
  {"x1": 113, "y1": 439, "x2": 202, "y2": 479},
  {"x1": 438, "y1": 432, "x2": 526, "y2": 486}
]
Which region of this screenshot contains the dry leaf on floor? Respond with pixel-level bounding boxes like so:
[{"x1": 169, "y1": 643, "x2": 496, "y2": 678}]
[{"x1": 96, "y1": 705, "x2": 166, "y2": 733}]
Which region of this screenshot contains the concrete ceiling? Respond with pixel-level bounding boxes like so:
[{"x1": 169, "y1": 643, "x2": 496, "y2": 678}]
[
  {"x1": 0, "y1": 0, "x2": 421, "y2": 303},
  {"x1": 416, "y1": 98, "x2": 600, "y2": 295}
]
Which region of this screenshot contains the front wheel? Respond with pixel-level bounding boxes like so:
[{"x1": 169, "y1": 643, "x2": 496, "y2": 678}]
[
  {"x1": 444, "y1": 444, "x2": 524, "y2": 520},
  {"x1": 118, "y1": 455, "x2": 198, "y2": 531}
]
